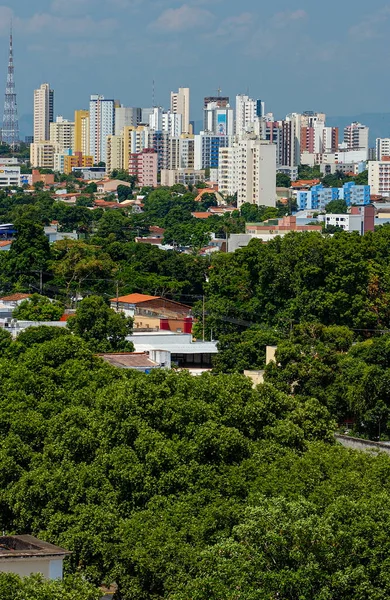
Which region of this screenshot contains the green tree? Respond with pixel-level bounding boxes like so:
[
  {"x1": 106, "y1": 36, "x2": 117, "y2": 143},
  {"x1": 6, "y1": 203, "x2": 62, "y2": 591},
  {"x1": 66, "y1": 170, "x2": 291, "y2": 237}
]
[
  {"x1": 276, "y1": 172, "x2": 291, "y2": 187},
  {"x1": 67, "y1": 295, "x2": 134, "y2": 352},
  {"x1": 13, "y1": 294, "x2": 64, "y2": 321},
  {"x1": 0, "y1": 573, "x2": 100, "y2": 600},
  {"x1": 325, "y1": 198, "x2": 348, "y2": 213}
]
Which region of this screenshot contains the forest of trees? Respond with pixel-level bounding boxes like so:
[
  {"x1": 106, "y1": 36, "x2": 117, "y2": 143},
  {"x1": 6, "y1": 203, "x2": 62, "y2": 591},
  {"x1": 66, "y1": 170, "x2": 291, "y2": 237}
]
[
  {"x1": 1, "y1": 329, "x2": 390, "y2": 598},
  {"x1": 1, "y1": 184, "x2": 390, "y2": 597}
]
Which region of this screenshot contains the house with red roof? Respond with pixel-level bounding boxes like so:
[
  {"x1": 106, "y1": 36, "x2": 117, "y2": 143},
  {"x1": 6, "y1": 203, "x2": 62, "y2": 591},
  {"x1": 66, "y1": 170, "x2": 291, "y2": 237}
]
[{"x1": 109, "y1": 293, "x2": 191, "y2": 319}]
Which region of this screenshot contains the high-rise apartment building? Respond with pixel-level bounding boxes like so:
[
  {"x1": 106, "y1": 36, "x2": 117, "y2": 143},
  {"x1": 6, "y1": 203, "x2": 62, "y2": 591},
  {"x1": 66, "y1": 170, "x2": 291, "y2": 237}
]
[
  {"x1": 89, "y1": 95, "x2": 115, "y2": 164},
  {"x1": 376, "y1": 138, "x2": 390, "y2": 161},
  {"x1": 369, "y1": 160, "x2": 390, "y2": 197},
  {"x1": 203, "y1": 103, "x2": 234, "y2": 136},
  {"x1": 204, "y1": 96, "x2": 229, "y2": 108},
  {"x1": 235, "y1": 94, "x2": 263, "y2": 137},
  {"x1": 219, "y1": 138, "x2": 276, "y2": 207},
  {"x1": 34, "y1": 83, "x2": 54, "y2": 142},
  {"x1": 170, "y1": 87, "x2": 190, "y2": 134},
  {"x1": 74, "y1": 110, "x2": 90, "y2": 155},
  {"x1": 194, "y1": 133, "x2": 231, "y2": 170},
  {"x1": 344, "y1": 122, "x2": 369, "y2": 158},
  {"x1": 30, "y1": 141, "x2": 61, "y2": 169},
  {"x1": 50, "y1": 116, "x2": 74, "y2": 153},
  {"x1": 129, "y1": 148, "x2": 158, "y2": 188},
  {"x1": 115, "y1": 106, "x2": 141, "y2": 135},
  {"x1": 106, "y1": 135, "x2": 124, "y2": 175}
]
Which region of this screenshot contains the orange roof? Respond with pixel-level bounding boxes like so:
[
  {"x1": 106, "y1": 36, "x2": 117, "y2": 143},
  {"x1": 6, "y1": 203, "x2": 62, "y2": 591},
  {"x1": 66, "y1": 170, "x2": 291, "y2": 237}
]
[
  {"x1": 0, "y1": 241, "x2": 12, "y2": 247},
  {"x1": 291, "y1": 179, "x2": 321, "y2": 188},
  {"x1": 191, "y1": 212, "x2": 213, "y2": 219},
  {"x1": 0, "y1": 293, "x2": 31, "y2": 301},
  {"x1": 110, "y1": 293, "x2": 159, "y2": 304}
]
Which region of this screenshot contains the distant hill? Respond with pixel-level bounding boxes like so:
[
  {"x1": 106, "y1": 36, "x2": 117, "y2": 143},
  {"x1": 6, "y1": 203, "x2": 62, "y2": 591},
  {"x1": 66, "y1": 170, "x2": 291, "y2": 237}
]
[{"x1": 327, "y1": 113, "x2": 390, "y2": 146}]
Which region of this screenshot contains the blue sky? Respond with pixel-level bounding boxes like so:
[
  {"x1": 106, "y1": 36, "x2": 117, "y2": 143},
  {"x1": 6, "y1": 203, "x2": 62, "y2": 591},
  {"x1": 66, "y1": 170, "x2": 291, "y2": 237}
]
[{"x1": 1, "y1": 0, "x2": 390, "y2": 128}]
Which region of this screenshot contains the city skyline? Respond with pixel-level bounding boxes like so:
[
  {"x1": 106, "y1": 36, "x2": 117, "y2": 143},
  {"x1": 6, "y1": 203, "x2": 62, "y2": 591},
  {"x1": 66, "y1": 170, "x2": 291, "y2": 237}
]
[{"x1": 0, "y1": 0, "x2": 390, "y2": 127}]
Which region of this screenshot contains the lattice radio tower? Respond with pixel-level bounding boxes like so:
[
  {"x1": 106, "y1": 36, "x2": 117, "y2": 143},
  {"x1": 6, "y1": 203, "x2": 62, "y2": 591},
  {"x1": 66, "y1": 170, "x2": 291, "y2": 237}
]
[{"x1": 2, "y1": 25, "x2": 19, "y2": 148}]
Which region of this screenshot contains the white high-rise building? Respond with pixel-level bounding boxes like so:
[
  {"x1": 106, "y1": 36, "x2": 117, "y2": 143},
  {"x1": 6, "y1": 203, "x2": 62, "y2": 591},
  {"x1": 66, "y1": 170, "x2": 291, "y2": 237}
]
[
  {"x1": 344, "y1": 122, "x2": 369, "y2": 158},
  {"x1": 369, "y1": 160, "x2": 390, "y2": 197},
  {"x1": 204, "y1": 103, "x2": 234, "y2": 136},
  {"x1": 34, "y1": 83, "x2": 54, "y2": 142},
  {"x1": 376, "y1": 138, "x2": 390, "y2": 161},
  {"x1": 219, "y1": 137, "x2": 276, "y2": 207},
  {"x1": 162, "y1": 113, "x2": 182, "y2": 137},
  {"x1": 170, "y1": 87, "x2": 190, "y2": 134},
  {"x1": 89, "y1": 95, "x2": 115, "y2": 164},
  {"x1": 49, "y1": 116, "x2": 75, "y2": 153},
  {"x1": 235, "y1": 94, "x2": 259, "y2": 137}
]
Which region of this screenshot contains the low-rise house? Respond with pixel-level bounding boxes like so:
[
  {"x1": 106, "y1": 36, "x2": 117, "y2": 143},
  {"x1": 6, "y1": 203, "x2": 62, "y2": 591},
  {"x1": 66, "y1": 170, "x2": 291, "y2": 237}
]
[
  {"x1": 0, "y1": 293, "x2": 32, "y2": 308},
  {"x1": 110, "y1": 293, "x2": 191, "y2": 319},
  {"x1": 97, "y1": 180, "x2": 132, "y2": 194},
  {"x1": 0, "y1": 535, "x2": 71, "y2": 580},
  {"x1": 98, "y1": 352, "x2": 164, "y2": 372},
  {"x1": 128, "y1": 331, "x2": 218, "y2": 370}
]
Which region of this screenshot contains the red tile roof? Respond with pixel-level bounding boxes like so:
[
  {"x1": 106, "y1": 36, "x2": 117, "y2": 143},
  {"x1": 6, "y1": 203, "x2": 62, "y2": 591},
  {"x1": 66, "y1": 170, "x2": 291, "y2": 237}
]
[
  {"x1": 0, "y1": 293, "x2": 31, "y2": 301},
  {"x1": 110, "y1": 293, "x2": 159, "y2": 304},
  {"x1": 0, "y1": 241, "x2": 12, "y2": 247}
]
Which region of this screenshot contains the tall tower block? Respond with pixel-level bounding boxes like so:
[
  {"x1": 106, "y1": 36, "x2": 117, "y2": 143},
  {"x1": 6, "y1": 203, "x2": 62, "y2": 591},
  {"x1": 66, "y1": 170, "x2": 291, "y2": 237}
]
[{"x1": 2, "y1": 26, "x2": 19, "y2": 147}]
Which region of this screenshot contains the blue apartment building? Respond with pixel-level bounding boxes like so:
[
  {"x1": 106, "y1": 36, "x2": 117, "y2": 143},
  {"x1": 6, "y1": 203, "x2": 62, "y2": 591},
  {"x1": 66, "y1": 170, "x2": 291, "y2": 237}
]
[{"x1": 297, "y1": 182, "x2": 371, "y2": 211}]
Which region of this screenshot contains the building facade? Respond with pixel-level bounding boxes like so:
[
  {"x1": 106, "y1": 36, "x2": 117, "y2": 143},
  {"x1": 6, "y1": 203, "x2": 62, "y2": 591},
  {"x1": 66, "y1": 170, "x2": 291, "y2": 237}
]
[
  {"x1": 33, "y1": 83, "x2": 54, "y2": 142},
  {"x1": 129, "y1": 148, "x2": 158, "y2": 187},
  {"x1": 170, "y1": 87, "x2": 190, "y2": 134},
  {"x1": 49, "y1": 116, "x2": 74, "y2": 153},
  {"x1": 89, "y1": 95, "x2": 115, "y2": 164}
]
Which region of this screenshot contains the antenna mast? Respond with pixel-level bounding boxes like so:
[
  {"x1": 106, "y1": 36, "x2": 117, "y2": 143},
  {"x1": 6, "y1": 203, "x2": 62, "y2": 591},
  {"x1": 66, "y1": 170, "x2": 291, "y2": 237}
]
[{"x1": 2, "y1": 23, "x2": 19, "y2": 149}]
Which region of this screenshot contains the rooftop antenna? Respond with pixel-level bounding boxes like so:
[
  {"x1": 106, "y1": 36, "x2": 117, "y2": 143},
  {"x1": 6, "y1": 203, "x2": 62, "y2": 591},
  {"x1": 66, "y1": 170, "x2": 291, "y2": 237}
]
[
  {"x1": 216, "y1": 86, "x2": 222, "y2": 97},
  {"x1": 152, "y1": 79, "x2": 155, "y2": 107}
]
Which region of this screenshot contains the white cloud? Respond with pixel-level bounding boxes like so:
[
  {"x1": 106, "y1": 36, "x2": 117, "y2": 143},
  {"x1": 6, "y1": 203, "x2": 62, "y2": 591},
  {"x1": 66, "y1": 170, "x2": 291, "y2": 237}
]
[
  {"x1": 20, "y1": 13, "x2": 117, "y2": 38},
  {"x1": 150, "y1": 4, "x2": 213, "y2": 32},
  {"x1": 213, "y1": 12, "x2": 253, "y2": 40},
  {"x1": 50, "y1": 0, "x2": 91, "y2": 16},
  {"x1": 349, "y1": 6, "x2": 390, "y2": 41},
  {"x1": 0, "y1": 6, "x2": 13, "y2": 36}
]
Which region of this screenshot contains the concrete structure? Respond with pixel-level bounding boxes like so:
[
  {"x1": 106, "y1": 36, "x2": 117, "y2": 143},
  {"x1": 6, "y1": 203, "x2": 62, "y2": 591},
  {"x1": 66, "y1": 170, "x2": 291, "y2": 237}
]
[
  {"x1": 49, "y1": 116, "x2": 74, "y2": 153},
  {"x1": 110, "y1": 293, "x2": 191, "y2": 319},
  {"x1": 369, "y1": 160, "x2": 390, "y2": 197},
  {"x1": 343, "y1": 122, "x2": 369, "y2": 158},
  {"x1": 32, "y1": 170, "x2": 55, "y2": 186},
  {"x1": 170, "y1": 87, "x2": 190, "y2": 134},
  {"x1": 203, "y1": 102, "x2": 234, "y2": 136},
  {"x1": 99, "y1": 352, "x2": 163, "y2": 372},
  {"x1": 123, "y1": 126, "x2": 151, "y2": 169},
  {"x1": 219, "y1": 138, "x2": 276, "y2": 208},
  {"x1": 71, "y1": 166, "x2": 106, "y2": 180},
  {"x1": 129, "y1": 331, "x2": 218, "y2": 370},
  {"x1": 194, "y1": 133, "x2": 230, "y2": 170},
  {"x1": 0, "y1": 535, "x2": 70, "y2": 580},
  {"x1": 33, "y1": 83, "x2": 54, "y2": 142},
  {"x1": 228, "y1": 216, "x2": 322, "y2": 252},
  {"x1": 30, "y1": 141, "x2": 61, "y2": 169},
  {"x1": 106, "y1": 135, "x2": 124, "y2": 175},
  {"x1": 97, "y1": 179, "x2": 131, "y2": 194},
  {"x1": 129, "y1": 149, "x2": 158, "y2": 187},
  {"x1": 89, "y1": 95, "x2": 115, "y2": 164},
  {"x1": 62, "y1": 152, "x2": 93, "y2": 175},
  {"x1": 74, "y1": 109, "x2": 90, "y2": 155},
  {"x1": 297, "y1": 182, "x2": 370, "y2": 211},
  {"x1": 376, "y1": 138, "x2": 390, "y2": 161},
  {"x1": 0, "y1": 165, "x2": 20, "y2": 187},
  {"x1": 160, "y1": 168, "x2": 205, "y2": 187},
  {"x1": 235, "y1": 94, "x2": 261, "y2": 136},
  {"x1": 115, "y1": 106, "x2": 141, "y2": 135},
  {"x1": 324, "y1": 204, "x2": 375, "y2": 234}
]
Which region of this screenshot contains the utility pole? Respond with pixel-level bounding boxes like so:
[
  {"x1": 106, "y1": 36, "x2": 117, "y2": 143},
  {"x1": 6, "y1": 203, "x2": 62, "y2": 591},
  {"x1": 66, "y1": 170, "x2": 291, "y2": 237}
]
[
  {"x1": 39, "y1": 270, "x2": 43, "y2": 294},
  {"x1": 116, "y1": 280, "x2": 119, "y2": 311},
  {"x1": 202, "y1": 295, "x2": 205, "y2": 342}
]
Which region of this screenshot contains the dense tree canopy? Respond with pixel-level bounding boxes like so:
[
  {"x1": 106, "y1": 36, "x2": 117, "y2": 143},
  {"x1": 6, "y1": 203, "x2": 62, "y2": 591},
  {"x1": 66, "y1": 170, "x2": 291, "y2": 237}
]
[{"x1": 13, "y1": 294, "x2": 64, "y2": 321}]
